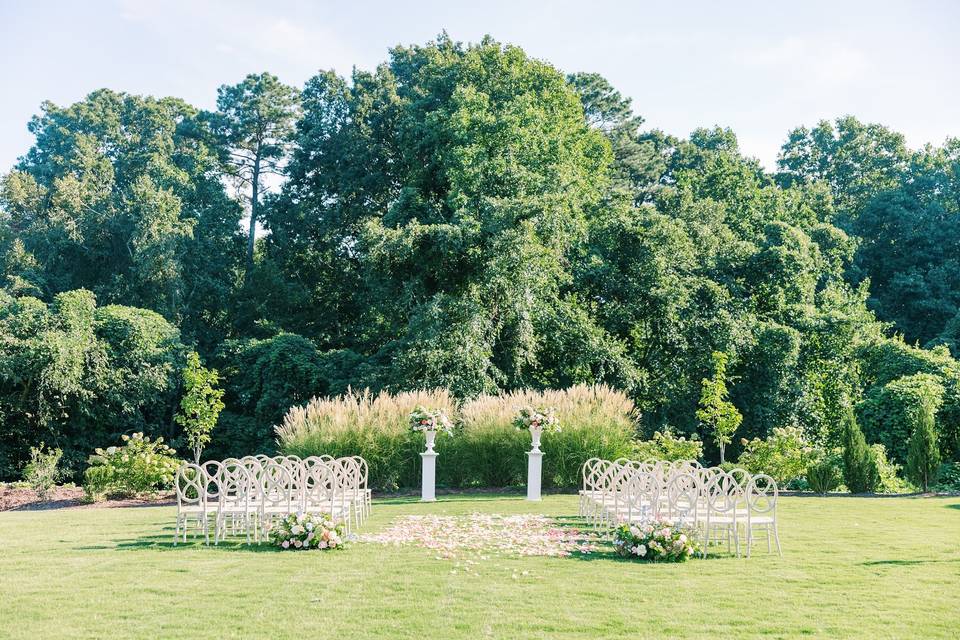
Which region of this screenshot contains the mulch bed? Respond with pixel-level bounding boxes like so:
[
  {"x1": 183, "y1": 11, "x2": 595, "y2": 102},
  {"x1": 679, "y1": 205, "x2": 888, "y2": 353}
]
[{"x1": 0, "y1": 484, "x2": 173, "y2": 512}]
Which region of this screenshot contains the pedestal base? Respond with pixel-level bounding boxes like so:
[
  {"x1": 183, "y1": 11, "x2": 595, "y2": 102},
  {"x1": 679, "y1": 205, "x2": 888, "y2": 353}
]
[
  {"x1": 526, "y1": 450, "x2": 543, "y2": 501},
  {"x1": 420, "y1": 451, "x2": 437, "y2": 502}
]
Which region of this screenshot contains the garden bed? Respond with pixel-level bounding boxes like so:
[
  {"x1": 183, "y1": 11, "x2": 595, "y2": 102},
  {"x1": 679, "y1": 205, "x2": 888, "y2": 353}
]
[{"x1": 0, "y1": 483, "x2": 173, "y2": 512}]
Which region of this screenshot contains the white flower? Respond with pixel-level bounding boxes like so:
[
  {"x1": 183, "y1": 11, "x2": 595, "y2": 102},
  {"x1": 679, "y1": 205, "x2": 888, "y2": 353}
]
[
  {"x1": 281, "y1": 540, "x2": 290, "y2": 549},
  {"x1": 629, "y1": 526, "x2": 640, "y2": 537},
  {"x1": 293, "y1": 539, "x2": 302, "y2": 548},
  {"x1": 305, "y1": 522, "x2": 314, "y2": 531},
  {"x1": 637, "y1": 544, "x2": 647, "y2": 557},
  {"x1": 678, "y1": 534, "x2": 687, "y2": 543},
  {"x1": 291, "y1": 524, "x2": 304, "y2": 535}
]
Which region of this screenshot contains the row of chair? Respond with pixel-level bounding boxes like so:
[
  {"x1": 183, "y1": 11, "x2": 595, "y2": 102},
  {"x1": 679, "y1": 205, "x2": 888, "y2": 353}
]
[
  {"x1": 579, "y1": 458, "x2": 782, "y2": 557},
  {"x1": 174, "y1": 455, "x2": 369, "y2": 545}
]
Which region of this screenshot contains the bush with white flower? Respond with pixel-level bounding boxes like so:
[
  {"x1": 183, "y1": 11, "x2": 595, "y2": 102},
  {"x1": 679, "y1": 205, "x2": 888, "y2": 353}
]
[
  {"x1": 408, "y1": 405, "x2": 454, "y2": 435},
  {"x1": 613, "y1": 519, "x2": 700, "y2": 562},
  {"x1": 269, "y1": 512, "x2": 346, "y2": 551},
  {"x1": 513, "y1": 406, "x2": 560, "y2": 433}
]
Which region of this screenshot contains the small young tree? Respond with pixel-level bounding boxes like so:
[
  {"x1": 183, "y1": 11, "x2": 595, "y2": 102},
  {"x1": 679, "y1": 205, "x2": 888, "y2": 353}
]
[
  {"x1": 905, "y1": 398, "x2": 941, "y2": 491},
  {"x1": 176, "y1": 352, "x2": 225, "y2": 464},
  {"x1": 841, "y1": 402, "x2": 879, "y2": 493},
  {"x1": 696, "y1": 351, "x2": 742, "y2": 464}
]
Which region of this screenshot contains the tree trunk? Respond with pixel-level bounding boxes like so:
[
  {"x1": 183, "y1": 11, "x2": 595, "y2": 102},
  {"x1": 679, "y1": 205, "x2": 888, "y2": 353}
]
[
  {"x1": 719, "y1": 442, "x2": 726, "y2": 464},
  {"x1": 245, "y1": 155, "x2": 261, "y2": 278}
]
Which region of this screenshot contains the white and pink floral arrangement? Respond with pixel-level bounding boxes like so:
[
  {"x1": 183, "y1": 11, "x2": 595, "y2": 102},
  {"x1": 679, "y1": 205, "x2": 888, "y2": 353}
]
[
  {"x1": 408, "y1": 405, "x2": 454, "y2": 435},
  {"x1": 512, "y1": 406, "x2": 560, "y2": 433},
  {"x1": 269, "y1": 512, "x2": 345, "y2": 551},
  {"x1": 613, "y1": 518, "x2": 700, "y2": 562}
]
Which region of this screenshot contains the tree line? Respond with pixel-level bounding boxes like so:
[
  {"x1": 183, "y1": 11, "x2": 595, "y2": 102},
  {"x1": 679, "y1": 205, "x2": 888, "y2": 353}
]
[{"x1": 1, "y1": 34, "x2": 958, "y2": 478}]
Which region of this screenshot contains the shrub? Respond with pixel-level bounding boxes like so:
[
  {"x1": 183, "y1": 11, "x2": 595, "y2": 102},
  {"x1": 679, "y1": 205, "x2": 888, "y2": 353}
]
[
  {"x1": 806, "y1": 454, "x2": 842, "y2": 495},
  {"x1": 841, "y1": 403, "x2": 879, "y2": 493},
  {"x1": 83, "y1": 433, "x2": 181, "y2": 501},
  {"x1": 631, "y1": 430, "x2": 703, "y2": 462},
  {"x1": 872, "y1": 444, "x2": 914, "y2": 494},
  {"x1": 858, "y1": 373, "x2": 945, "y2": 464},
  {"x1": 737, "y1": 426, "x2": 818, "y2": 485},
  {"x1": 22, "y1": 443, "x2": 62, "y2": 500},
  {"x1": 933, "y1": 462, "x2": 960, "y2": 492}
]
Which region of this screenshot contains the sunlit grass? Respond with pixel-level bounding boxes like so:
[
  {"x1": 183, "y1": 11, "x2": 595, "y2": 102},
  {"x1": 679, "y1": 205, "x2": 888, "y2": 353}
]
[{"x1": 1, "y1": 494, "x2": 958, "y2": 638}]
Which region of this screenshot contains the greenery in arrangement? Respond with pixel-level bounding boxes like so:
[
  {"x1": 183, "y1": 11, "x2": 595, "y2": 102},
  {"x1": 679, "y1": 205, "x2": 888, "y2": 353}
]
[
  {"x1": 613, "y1": 520, "x2": 700, "y2": 562},
  {"x1": 175, "y1": 352, "x2": 225, "y2": 463},
  {"x1": 906, "y1": 397, "x2": 942, "y2": 491},
  {"x1": 22, "y1": 442, "x2": 62, "y2": 500},
  {"x1": 82, "y1": 433, "x2": 180, "y2": 501},
  {"x1": 268, "y1": 512, "x2": 345, "y2": 550},
  {"x1": 0, "y1": 34, "x2": 958, "y2": 489}
]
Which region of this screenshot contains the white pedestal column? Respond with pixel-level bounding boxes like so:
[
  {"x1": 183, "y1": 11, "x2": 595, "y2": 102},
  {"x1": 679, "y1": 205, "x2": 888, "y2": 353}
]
[
  {"x1": 526, "y1": 450, "x2": 543, "y2": 501},
  {"x1": 420, "y1": 451, "x2": 437, "y2": 502}
]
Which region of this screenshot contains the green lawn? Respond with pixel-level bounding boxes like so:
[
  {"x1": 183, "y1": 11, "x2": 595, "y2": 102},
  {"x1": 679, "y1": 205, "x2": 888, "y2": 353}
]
[{"x1": 1, "y1": 494, "x2": 958, "y2": 639}]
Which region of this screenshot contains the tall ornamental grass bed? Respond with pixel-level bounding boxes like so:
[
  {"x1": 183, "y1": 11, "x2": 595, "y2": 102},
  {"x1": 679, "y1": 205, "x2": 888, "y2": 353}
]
[{"x1": 276, "y1": 385, "x2": 635, "y2": 490}]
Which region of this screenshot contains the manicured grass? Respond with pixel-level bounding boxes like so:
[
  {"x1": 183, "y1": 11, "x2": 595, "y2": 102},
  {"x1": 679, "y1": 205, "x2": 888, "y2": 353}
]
[{"x1": 1, "y1": 494, "x2": 958, "y2": 639}]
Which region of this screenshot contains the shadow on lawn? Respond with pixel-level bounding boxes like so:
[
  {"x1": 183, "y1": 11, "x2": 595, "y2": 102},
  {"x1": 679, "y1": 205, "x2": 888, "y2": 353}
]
[{"x1": 862, "y1": 559, "x2": 960, "y2": 566}]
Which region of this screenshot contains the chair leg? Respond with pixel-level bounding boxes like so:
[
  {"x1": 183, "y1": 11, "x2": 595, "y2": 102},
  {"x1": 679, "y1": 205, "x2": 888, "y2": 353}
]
[{"x1": 773, "y1": 522, "x2": 782, "y2": 557}]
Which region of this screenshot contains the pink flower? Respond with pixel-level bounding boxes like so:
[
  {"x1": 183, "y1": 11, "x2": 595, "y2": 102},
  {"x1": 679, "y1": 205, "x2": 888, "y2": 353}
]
[{"x1": 281, "y1": 540, "x2": 290, "y2": 549}]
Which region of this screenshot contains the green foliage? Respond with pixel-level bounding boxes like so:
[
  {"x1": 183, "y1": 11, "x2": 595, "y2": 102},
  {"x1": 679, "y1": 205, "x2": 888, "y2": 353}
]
[
  {"x1": 859, "y1": 372, "x2": 945, "y2": 464},
  {"x1": 736, "y1": 426, "x2": 818, "y2": 485},
  {"x1": 175, "y1": 352, "x2": 225, "y2": 463},
  {"x1": 841, "y1": 403, "x2": 879, "y2": 493},
  {"x1": 22, "y1": 442, "x2": 62, "y2": 500},
  {"x1": 905, "y1": 395, "x2": 941, "y2": 491},
  {"x1": 631, "y1": 430, "x2": 704, "y2": 462},
  {"x1": 0, "y1": 290, "x2": 185, "y2": 477},
  {"x1": 933, "y1": 462, "x2": 960, "y2": 492},
  {"x1": 805, "y1": 455, "x2": 842, "y2": 495},
  {"x1": 83, "y1": 432, "x2": 180, "y2": 501},
  {"x1": 871, "y1": 444, "x2": 914, "y2": 494},
  {"x1": 696, "y1": 352, "x2": 742, "y2": 463}
]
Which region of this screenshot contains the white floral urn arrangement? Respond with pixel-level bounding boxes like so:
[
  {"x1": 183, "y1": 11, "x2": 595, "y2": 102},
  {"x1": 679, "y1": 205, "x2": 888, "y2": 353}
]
[
  {"x1": 409, "y1": 405, "x2": 454, "y2": 453},
  {"x1": 514, "y1": 405, "x2": 560, "y2": 453}
]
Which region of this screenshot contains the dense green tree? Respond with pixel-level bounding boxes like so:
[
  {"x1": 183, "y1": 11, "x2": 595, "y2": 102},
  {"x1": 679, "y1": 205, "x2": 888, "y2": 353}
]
[
  {"x1": 0, "y1": 90, "x2": 243, "y2": 347},
  {"x1": 207, "y1": 73, "x2": 300, "y2": 275}
]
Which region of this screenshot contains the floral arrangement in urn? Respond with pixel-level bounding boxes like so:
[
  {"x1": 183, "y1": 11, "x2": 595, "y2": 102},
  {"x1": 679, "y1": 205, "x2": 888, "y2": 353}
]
[
  {"x1": 613, "y1": 519, "x2": 700, "y2": 562},
  {"x1": 512, "y1": 406, "x2": 560, "y2": 433},
  {"x1": 269, "y1": 512, "x2": 345, "y2": 550},
  {"x1": 408, "y1": 405, "x2": 454, "y2": 435}
]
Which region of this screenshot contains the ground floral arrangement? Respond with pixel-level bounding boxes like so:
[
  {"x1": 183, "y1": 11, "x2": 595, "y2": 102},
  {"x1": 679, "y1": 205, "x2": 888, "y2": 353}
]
[
  {"x1": 361, "y1": 513, "x2": 599, "y2": 568},
  {"x1": 613, "y1": 519, "x2": 700, "y2": 562},
  {"x1": 268, "y1": 513, "x2": 346, "y2": 550}
]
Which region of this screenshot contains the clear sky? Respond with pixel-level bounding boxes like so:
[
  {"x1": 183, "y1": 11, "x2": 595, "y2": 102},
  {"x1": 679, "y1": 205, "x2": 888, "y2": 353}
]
[{"x1": 2, "y1": 0, "x2": 958, "y2": 171}]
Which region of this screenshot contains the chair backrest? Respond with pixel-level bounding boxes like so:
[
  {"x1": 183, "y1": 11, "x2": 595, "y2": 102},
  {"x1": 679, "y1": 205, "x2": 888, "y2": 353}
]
[
  {"x1": 667, "y1": 472, "x2": 699, "y2": 521},
  {"x1": 201, "y1": 461, "x2": 225, "y2": 506},
  {"x1": 221, "y1": 460, "x2": 252, "y2": 507},
  {"x1": 175, "y1": 463, "x2": 204, "y2": 509},
  {"x1": 746, "y1": 474, "x2": 778, "y2": 515},
  {"x1": 261, "y1": 462, "x2": 294, "y2": 511},
  {"x1": 626, "y1": 471, "x2": 660, "y2": 520}
]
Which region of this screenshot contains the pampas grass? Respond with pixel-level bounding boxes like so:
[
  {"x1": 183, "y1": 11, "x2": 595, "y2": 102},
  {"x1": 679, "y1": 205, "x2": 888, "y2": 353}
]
[{"x1": 276, "y1": 384, "x2": 637, "y2": 490}]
